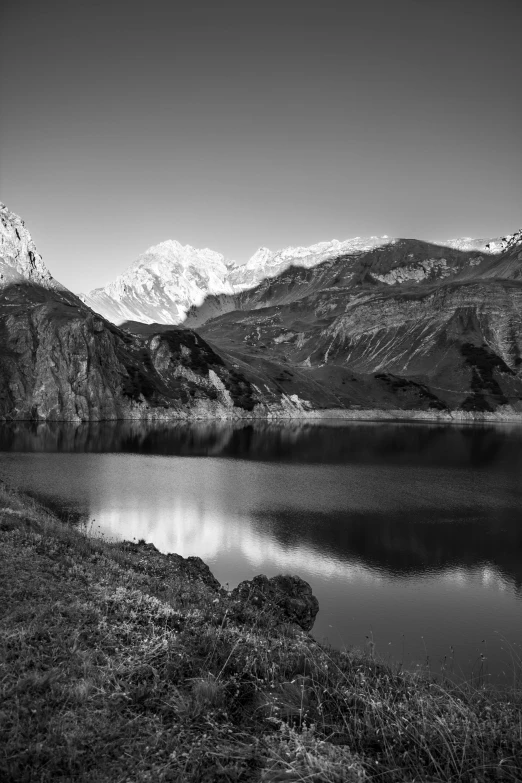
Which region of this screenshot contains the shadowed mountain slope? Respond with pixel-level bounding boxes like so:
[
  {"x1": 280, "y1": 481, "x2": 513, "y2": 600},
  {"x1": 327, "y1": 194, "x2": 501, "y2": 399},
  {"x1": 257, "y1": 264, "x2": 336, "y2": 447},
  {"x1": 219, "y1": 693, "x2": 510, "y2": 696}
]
[
  {"x1": 185, "y1": 234, "x2": 522, "y2": 326},
  {"x1": 190, "y1": 233, "x2": 522, "y2": 415},
  {"x1": 0, "y1": 273, "x2": 300, "y2": 421}
]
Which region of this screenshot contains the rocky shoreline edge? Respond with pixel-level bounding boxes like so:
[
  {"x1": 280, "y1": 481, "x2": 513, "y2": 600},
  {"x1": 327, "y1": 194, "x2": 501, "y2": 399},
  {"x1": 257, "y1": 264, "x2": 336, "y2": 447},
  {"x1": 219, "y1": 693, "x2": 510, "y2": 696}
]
[
  {"x1": 4, "y1": 406, "x2": 522, "y2": 425},
  {"x1": 1, "y1": 483, "x2": 521, "y2": 782}
]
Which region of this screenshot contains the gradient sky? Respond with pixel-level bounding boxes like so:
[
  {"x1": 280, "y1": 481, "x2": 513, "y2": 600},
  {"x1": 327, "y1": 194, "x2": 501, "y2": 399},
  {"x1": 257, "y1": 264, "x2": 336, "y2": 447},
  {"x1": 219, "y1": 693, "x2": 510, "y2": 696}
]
[{"x1": 1, "y1": 0, "x2": 521, "y2": 293}]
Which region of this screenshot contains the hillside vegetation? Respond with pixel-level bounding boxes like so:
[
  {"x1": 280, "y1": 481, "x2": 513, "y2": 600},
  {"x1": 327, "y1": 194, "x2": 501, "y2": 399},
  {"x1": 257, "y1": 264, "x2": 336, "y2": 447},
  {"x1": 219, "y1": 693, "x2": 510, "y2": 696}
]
[{"x1": 1, "y1": 484, "x2": 521, "y2": 782}]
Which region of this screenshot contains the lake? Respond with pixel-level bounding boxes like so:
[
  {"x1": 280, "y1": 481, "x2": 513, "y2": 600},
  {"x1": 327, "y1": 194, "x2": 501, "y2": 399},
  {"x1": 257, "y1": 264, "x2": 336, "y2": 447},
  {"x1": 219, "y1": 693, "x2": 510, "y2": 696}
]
[{"x1": 1, "y1": 419, "x2": 521, "y2": 686}]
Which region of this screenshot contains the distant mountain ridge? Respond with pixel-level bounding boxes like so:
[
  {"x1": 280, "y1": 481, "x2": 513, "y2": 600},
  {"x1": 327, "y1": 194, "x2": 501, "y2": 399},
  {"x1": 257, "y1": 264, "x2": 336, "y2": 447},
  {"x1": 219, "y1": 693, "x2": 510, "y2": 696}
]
[
  {"x1": 78, "y1": 235, "x2": 405, "y2": 326},
  {"x1": 80, "y1": 232, "x2": 516, "y2": 328},
  {"x1": 194, "y1": 229, "x2": 522, "y2": 416}
]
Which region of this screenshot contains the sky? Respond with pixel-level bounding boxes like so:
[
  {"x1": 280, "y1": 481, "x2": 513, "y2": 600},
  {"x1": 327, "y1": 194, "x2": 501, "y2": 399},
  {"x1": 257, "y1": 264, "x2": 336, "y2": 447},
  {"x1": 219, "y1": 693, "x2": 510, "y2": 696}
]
[{"x1": 1, "y1": 0, "x2": 521, "y2": 293}]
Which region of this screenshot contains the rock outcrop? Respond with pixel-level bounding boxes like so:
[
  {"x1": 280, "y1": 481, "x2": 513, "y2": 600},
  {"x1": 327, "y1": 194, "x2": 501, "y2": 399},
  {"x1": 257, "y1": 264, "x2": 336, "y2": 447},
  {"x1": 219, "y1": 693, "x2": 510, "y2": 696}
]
[{"x1": 230, "y1": 574, "x2": 320, "y2": 632}]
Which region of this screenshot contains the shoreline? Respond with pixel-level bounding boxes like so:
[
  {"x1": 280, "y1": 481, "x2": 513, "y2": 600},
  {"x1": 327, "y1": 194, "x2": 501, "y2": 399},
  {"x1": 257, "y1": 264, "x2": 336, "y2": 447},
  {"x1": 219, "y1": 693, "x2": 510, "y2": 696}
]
[
  {"x1": 1, "y1": 483, "x2": 521, "y2": 782},
  {"x1": 3, "y1": 406, "x2": 522, "y2": 425}
]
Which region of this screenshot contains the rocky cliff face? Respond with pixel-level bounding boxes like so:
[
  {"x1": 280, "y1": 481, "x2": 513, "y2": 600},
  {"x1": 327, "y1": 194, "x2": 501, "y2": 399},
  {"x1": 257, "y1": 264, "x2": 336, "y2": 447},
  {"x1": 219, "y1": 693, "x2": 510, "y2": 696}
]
[{"x1": 0, "y1": 205, "x2": 77, "y2": 301}]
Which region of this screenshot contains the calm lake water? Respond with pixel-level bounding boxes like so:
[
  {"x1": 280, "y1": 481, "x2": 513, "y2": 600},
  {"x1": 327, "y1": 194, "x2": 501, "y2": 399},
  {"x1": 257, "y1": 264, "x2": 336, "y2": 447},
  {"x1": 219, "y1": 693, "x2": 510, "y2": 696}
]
[{"x1": 1, "y1": 420, "x2": 521, "y2": 685}]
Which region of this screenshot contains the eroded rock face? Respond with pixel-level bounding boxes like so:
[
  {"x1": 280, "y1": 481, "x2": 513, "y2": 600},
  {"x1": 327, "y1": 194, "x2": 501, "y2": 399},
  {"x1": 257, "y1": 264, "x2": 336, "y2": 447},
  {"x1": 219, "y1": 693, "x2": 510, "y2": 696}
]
[
  {"x1": 0, "y1": 294, "x2": 300, "y2": 421},
  {"x1": 230, "y1": 574, "x2": 320, "y2": 632}
]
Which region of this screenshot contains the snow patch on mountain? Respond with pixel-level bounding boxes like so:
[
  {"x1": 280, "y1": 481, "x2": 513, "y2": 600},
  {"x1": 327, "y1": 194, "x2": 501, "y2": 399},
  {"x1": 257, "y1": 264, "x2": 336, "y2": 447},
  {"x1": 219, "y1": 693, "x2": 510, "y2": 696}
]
[
  {"x1": 229, "y1": 236, "x2": 391, "y2": 290},
  {"x1": 0, "y1": 203, "x2": 58, "y2": 290},
  {"x1": 486, "y1": 230, "x2": 522, "y2": 256}
]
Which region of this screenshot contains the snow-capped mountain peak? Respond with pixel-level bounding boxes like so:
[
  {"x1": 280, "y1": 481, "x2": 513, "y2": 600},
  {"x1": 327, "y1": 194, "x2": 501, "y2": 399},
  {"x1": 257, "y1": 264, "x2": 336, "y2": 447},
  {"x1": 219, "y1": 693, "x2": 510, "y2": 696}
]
[
  {"x1": 0, "y1": 203, "x2": 56, "y2": 289},
  {"x1": 80, "y1": 238, "x2": 237, "y2": 325}
]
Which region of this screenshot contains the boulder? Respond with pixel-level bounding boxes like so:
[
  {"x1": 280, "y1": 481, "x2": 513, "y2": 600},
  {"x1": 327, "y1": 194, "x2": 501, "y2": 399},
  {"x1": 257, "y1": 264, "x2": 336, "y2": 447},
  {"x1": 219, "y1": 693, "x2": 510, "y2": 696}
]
[{"x1": 230, "y1": 574, "x2": 319, "y2": 632}]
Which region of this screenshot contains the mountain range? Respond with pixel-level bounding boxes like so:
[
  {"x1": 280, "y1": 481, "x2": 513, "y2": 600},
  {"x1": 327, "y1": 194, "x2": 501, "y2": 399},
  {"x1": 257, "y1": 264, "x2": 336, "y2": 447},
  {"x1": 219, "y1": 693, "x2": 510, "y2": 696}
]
[
  {"x1": 79, "y1": 236, "x2": 399, "y2": 326},
  {"x1": 2, "y1": 201, "x2": 522, "y2": 421}
]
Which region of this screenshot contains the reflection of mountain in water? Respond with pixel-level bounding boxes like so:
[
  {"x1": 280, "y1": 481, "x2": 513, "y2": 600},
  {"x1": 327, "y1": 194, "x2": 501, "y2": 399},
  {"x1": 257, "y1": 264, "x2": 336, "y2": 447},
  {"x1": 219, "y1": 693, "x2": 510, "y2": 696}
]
[
  {"x1": 251, "y1": 507, "x2": 522, "y2": 592},
  {"x1": 2, "y1": 419, "x2": 522, "y2": 469},
  {"x1": 1, "y1": 420, "x2": 521, "y2": 592}
]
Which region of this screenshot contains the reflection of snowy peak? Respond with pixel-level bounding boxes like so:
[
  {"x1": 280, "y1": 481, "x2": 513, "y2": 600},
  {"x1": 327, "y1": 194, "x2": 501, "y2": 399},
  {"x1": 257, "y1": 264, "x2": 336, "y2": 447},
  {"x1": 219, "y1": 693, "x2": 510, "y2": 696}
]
[{"x1": 81, "y1": 235, "x2": 393, "y2": 325}]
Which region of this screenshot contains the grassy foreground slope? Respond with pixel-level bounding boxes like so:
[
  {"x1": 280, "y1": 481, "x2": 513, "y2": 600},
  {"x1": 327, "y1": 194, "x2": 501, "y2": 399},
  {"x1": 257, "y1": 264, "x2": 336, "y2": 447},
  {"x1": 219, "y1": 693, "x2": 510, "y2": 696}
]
[{"x1": 1, "y1": 484, "x2": 521, "y2": 783}]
